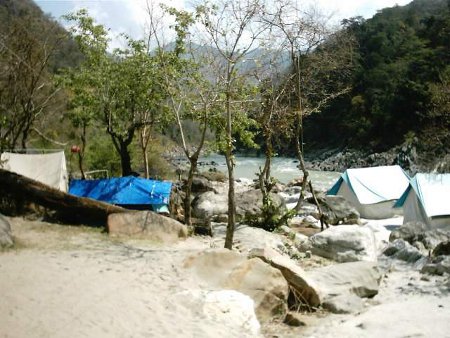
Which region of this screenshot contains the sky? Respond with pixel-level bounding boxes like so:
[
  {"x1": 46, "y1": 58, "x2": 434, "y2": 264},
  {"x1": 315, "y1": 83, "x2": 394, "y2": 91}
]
[{"x1": 35, "y1": 0, "x2": 413, "y2": 47}]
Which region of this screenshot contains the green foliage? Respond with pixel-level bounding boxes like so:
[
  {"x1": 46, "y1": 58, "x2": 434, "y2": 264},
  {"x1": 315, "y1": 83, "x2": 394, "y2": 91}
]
[
  {"x1": 246, "y1": 195, "x2": 293, "y2": 232},
  {"x1": 311, "y1": 0, "x2": 450, "y2": 153}
]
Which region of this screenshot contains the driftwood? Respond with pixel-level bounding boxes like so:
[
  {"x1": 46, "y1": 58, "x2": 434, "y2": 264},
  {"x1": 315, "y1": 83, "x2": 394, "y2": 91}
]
[{"x1": 0, "y1": 168, "x2": 126, "y2": 227}]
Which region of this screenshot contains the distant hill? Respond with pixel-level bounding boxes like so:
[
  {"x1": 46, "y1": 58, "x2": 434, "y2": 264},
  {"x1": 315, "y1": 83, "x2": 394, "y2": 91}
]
[{"x1": 303, "y1": 0, "x2": 449, "y2": 164}]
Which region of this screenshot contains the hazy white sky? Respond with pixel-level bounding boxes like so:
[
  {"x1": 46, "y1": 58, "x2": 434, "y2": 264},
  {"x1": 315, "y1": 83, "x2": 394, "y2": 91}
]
[{"x1": 35, "y1": 0, "x2": 413, "y2": 46}]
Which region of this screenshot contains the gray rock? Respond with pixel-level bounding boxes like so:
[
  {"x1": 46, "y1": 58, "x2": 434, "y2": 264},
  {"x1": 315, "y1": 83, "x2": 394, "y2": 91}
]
[
  {"x1": 309, "y1": 225, "x2": 378, "y2": 262},
  {"x1": 184, "y1": 249, "x2": 289, "y2": 323},
  {"x1": 189, "y1": 176, "x2": 215, "y2": 193},
  {"x1": 433, "y1": 241, "x2": 450, "y2": 256},
  {"x1": 318, "y1": 195, "x2": 360, "y2": 225},
  {"x1": 308, "y1": 261, "x2": 381, "y2": 299},
  {"x1": 322, "y1": 293, "x2": 364, "y2": 314},
  {"x1": 192, "y1": 189, "x2": 284, "y2": 221},
  {"x1": 107, "y1": 211, "x2": 188, "y2": 243},
  {"x1": 390, "y1": 223, "x2": 450, "y2": 251},
  {"x1": 421, "y1": 256, "x2": 450, "y2": 276},
  {"x1": 0, "y1": 214, "x2": 14, "y2": 248},
  {"x1": 383, "y1": 239, "x2": 425, "y2": 263}
]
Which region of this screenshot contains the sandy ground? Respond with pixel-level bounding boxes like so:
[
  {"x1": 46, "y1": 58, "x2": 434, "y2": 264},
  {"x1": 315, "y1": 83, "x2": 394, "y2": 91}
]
[{"x1": 1, "y1": 217, "x2": 450, "y2": 338}]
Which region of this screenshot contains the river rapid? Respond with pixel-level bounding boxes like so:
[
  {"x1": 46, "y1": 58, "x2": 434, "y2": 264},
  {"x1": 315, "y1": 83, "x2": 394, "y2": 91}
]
[{"x1": 198, "y1": 154, "x2": 341, "y2": 192}]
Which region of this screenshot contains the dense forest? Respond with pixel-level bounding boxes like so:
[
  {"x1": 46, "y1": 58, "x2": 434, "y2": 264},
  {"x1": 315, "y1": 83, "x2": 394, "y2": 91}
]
[
  {"x1": 304, "y1": 0, "x2": 449, "y2": 162},
  {"x1": 1, "y1": 0, "x2": 449, "y2": 179}
]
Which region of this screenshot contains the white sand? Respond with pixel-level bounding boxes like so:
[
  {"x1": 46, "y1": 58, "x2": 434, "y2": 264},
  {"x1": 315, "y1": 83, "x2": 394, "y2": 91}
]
[{"x1": 1, "y1": 217, "x2": 449, "y2": 338}]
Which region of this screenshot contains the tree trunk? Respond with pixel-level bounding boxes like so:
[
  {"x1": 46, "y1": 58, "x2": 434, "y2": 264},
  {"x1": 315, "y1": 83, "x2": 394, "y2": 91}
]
[
  {"x1": 119, "y1": 141, "x2": 133, "y2": 177},
  {"x1": 294, "y1": 113, "x2": 310, "y2": 211},
  {"x1": 224, "y1": 151, "x2": 236, "y2": 250},
  {"x1": 0, "y1": 168, "x2": 125, "y2": 227},
  {"x1": 184, "y1": 156, "x2": 198, "y2": 227},
  {"x1": 79, "y1": 123, "x2": 87, "y2": 180}
]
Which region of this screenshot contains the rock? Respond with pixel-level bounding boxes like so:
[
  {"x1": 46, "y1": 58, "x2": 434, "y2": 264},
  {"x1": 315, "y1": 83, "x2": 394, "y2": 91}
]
[
  {"x1": 433, "y1": 241, "x2": 450, "y2": 256},
  {"x1": 0, "y1": 214, "x2": 14, "y2": 248},
  {"x1": 390, "y1": 223, "x2": 450, "y2": 251},
  {"x1": 189, "y1": 176, "x2": 215, "y2": 193},
  {"x1": 318, "y1": 195, "x2": 360, "y2": 225},
  {"x1": 308, "y1": 261, "x2": 381, "y2": 299},
  {"x1": 383, "y1": 239, "x2": 426, "y2": 263},
  {"x1": 302, "y1": 215, "x2": 321, "y2": 229},
  {"x1": 107, "y1": 211, "x2": 188, "y2": 243},
  {"x1": 283, "y1": 312, "x2": 306, "y2": 327},
  {"x1": 192, "y1": 191, "x2": 228, "y2": 219},
  {"x1": 309, "y1": 225, "x2": 378, "y2": 262},
  {"x1": 184, "y1": 249, "x2": 289, "y2": 323},
  {"x1": 322, "y1": 293, "x2": 364, "y2": 314},
  {"x1": 192, "y1": 189, "x2": 284, "y2": 221},
  {"x1": 421, "y1": 256, "x2": 450, "y2": 276},
  {"x1": 249, "y1": 247, "x2": 322, "y2": 308},
  {"x1": 174, "y1": 289, "x2": 261, "y2": 337},
  {"x1": 236, "y1": 189, "x2": 284, "y2": 220}
]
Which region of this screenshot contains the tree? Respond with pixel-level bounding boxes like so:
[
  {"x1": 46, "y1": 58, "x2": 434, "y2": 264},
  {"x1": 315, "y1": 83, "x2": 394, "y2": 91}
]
[
  {"x1": 196, "y1": 0, "x2": 266, "y2": 249},
  {"x1": 262, "y1": 3, "x2": 355, "y2": 211},
  {"x1": 0, "y1": 6, "x2": 62, "y2": 152},
  {"x1": 65, "y1": 10, "x2": 167, "y2": 177}
]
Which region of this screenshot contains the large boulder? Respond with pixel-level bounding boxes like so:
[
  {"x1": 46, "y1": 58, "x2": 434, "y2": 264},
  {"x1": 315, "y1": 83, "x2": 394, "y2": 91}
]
[
  {"x1": 183, "y1": 249, "x2": 289, "y2": 323},
  {"x1": 309, "y1": 225, "x2": 378, "y2": 262},
  {"x1": 250, "y1": 247, "x2": 381, "y2": 311},
  {"x1": 250, "y1": 247, "x2": 322, "y2": 308},
  {"x1": 421, "y1": 256, "x2": 450, "y2": 276},
  {"x1": 173, "y1": 289, "x2": 261, "y2": 337},
  {"x1": 192, "y1": 189, "x2": 284, "y2": 221},
  {"x1": 0, "y1": 213, "x2": 14, "y2": 248},
  {"x1": 317, "y1": 195, "x2": 360, "y2": 225},
  {"x1": 192, "y1": 191, "x2": 228, "y2": 219},
  {"x1": 107, "y1": 211, "x2": 187, "y2": 243},
  {"x1": 308, "y1": 261, "x2": 381, "y2": 300},
  {"x1": 188, "y1": 176, "x2": 215, "y2": 194}
]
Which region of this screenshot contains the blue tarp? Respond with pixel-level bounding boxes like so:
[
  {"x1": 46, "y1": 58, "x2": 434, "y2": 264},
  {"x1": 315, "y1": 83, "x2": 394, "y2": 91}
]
[{"x1": 69, "y1": 176, "x2": 172, "y2": 206}]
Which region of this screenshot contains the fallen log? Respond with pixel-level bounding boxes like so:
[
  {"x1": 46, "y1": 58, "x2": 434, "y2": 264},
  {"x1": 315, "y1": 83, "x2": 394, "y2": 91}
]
[{"x1": 0, "y1": 168, "x2": 126, "y2": 227}]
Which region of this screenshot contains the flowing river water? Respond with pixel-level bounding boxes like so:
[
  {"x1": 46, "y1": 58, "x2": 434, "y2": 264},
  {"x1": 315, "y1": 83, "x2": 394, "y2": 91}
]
[{"x1": 198, "y1": 154, "x2": 341, "y2": 192}]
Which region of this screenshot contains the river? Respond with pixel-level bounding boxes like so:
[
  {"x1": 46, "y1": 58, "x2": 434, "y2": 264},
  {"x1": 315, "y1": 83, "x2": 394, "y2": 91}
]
[{"x1": 198, "y1": 154, "x2": 341, "y2": 192}]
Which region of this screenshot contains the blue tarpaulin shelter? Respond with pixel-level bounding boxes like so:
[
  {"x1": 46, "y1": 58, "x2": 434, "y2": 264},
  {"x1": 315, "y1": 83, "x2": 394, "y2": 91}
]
[{"x1": 69, "y1": 176, "x2": 172, "y2": 211}]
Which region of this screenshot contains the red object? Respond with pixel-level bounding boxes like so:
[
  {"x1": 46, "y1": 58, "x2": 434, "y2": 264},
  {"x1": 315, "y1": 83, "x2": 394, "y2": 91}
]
[{"x1": 71, "y1": 145, "x2": 81, "y2": 153}]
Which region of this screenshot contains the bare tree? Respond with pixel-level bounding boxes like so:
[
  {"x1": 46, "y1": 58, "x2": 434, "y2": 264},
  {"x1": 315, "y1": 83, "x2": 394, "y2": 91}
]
[
  {"x1": 196, "y1": 0, "x2": 268, "y2": 249},
  {"x1": 262, "y1": 3, "x2": 356, "y2": 215},
  {"x1": 0, "y1": 11, "x2": 62, "y2": 151}
]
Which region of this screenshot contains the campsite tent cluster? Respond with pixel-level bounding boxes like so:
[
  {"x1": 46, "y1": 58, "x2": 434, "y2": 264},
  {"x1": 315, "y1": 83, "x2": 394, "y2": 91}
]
[
  {"x1": 327, "y1": 165, "x2": 450, "y2": 228},
  {"x1": 0, "y1": 151, "x2": 449, "y2": 227}
]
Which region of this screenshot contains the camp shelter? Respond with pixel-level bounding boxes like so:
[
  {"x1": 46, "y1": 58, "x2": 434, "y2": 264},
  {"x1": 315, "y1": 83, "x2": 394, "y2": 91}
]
[
  {"x1": 395, "y1": 173, "x2": 450, "y2": 229},
  {"x1": 327, "y1": 165, "x2": 410, "y2": 219},
  {"x1": 69, "y1": 176, "x2": 172, "y2": 213},
  {"x1": 0, "y1": 151, "x2": 68, "y2": 192}
]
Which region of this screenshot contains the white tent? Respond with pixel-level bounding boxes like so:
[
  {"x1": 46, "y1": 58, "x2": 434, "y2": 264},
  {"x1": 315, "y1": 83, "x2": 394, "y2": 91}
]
[
  {"x1": 327, "y1": 165, "x2": 410, "y2": 219},
  {"x1": 395, "y1": 173, "x2": 450, "y2": 229},
  {"x1": 1, "y1": 151, "x2": 68, "y2": 192}
]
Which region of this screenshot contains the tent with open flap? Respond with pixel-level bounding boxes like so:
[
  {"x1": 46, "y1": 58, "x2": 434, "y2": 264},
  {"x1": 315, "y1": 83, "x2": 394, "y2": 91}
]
[
  {"x1": 395, "y1": 173, "x2": 450, "y2": 229},
  {"x1": 327, "y1": 165, "x2": 410, "y2": 219}
]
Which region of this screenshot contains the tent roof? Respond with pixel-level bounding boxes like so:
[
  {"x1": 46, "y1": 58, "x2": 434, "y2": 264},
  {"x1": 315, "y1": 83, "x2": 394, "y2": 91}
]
[
  {"x1": 1, "y1": 151, "x2": 68, "y2": 191},
  {"x1": 395, "y1": 173, "x2": 450, "y2": 218},
  {"x1": 69, "y1": 176, "x2": 172, "y2": 206},
  {"x1": 328, "y1": 165, "x2": 410, "y2": 204}
]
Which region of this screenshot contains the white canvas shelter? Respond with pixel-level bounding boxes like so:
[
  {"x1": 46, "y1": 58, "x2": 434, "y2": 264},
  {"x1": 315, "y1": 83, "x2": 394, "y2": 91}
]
[
  {"x1": 1, "y1": 151, "x2": 68, "y2": 192},
  {"x1": 395, "y1": 173, "x2": 450, "y2": 229},
  {"x1": 328, "y1": 165, "x2": 410, "y2": 219}
]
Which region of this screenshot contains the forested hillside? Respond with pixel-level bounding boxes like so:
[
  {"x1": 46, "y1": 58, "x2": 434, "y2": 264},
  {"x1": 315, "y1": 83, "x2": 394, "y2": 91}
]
[
  {"x1": 1, "y1": 0, "x2": 448, "y2": 178},
  {"x1": 305, "y1": 0, "x2": 449, "y2": 164}
]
